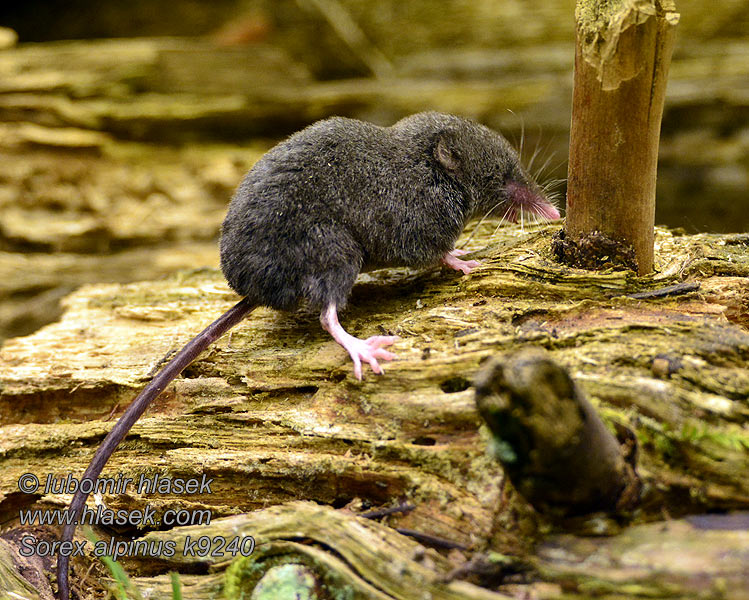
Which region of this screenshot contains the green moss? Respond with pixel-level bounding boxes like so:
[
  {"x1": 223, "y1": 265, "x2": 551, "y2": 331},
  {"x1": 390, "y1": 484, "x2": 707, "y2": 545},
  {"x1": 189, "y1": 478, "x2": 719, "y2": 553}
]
[
  {"x1": 576, "y1": 0, "x2": 626, "y2": 36},
  {"x1": 223, "y1": 551, "x2": 357, "y2": 600},
  {"x1": 223, "y1": 555, "x2": 265, "y2": 599},
  {"x1": 679, "y1": 423, "x2": 749, "y2": 452},
  {"x1": 248, "y1": 564, "x2": 318, "y2": 600}
]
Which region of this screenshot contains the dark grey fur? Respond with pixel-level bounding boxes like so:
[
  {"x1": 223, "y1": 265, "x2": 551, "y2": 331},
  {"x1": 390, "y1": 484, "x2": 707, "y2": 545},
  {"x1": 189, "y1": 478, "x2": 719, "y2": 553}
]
[{"x1": 220, "y1": 111, "x2": 535, "y2": 312}]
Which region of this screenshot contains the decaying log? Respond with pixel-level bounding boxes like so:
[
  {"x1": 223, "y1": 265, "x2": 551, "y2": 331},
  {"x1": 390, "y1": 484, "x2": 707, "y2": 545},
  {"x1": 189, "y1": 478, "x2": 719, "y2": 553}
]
[
  {"x1": 1, "y1": 222, "x2": 748, "y2": 598},
  {"x1": 529, "y1": 514, "x2": 749, "y2": 599},
  {"x1": 125, "y1": 501, "x2": 513, "y2": 600}
]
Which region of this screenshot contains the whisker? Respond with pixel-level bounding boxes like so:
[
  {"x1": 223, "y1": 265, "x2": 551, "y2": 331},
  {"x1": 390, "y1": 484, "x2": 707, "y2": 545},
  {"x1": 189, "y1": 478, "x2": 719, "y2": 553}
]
[
  {"x1": 541, "y1": 177, "x2": 567, "y2": 192},
  {"x1": 459, "y1": 200, "x2": 507, "y2": 248},
  {"x1": 506, "y1": 109, "x2": 520, "y2": 151},
  {"x1": 526, "y1": 128, "x2": 544, "y2": 174},
  {"x1": 487, "y1": 204, "x2": 512, "y2": 238},
  {"x1": 498, "y1": 203, "x2": 515, "y2": 231},
  {"x1": 532, "y1": 151, "x2": 557, "y2": 183},
  {"x1": 541, "y1": 188, "x2": 563, "y2": 201},
  {"x1": 535, "y1": 156, "x2": 567, "y2": 183},
  {"x1": 505, "y1": 108, "x2": 527, "y2": 163},
  {"x1": 491, "y1": 220, "x2": 504, "y2": 237}
]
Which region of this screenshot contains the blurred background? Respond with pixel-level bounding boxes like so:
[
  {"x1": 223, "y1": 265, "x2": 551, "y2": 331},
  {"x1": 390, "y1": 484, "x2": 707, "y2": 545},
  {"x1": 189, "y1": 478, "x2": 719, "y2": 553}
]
[{"x1": 0, "y1": 0, "x2": 747, "y2": 342}]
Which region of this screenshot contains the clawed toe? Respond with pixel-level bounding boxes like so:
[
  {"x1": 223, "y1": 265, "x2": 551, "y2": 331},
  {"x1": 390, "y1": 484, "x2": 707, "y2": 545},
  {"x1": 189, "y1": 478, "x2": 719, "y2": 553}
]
[
  {"x1": 352, "y1": 335, "x2": 398, "y2": 379},
  {"x1": 441, "y1": 249, "x2": 481, "y2": 274},
  {"x1": 320, "y1": 303, "x2": 400, "y2": 380},
  {"x1": 364, "y1": 335, "x2": 400, "y2": 347}
]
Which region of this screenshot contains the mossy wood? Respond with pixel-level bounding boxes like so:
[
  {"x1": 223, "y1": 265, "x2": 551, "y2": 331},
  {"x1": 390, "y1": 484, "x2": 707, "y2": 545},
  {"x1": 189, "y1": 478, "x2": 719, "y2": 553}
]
[
  {"x1": 1, "y1": 223, "x2": 748, "y2": 599},
  {"x1": 566, "y1": 0, "x2": 680, "y2": 275}
]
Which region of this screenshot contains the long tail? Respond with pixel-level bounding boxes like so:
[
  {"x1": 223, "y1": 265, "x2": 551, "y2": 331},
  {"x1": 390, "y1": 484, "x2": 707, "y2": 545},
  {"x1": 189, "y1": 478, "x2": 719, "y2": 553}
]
[{"x1": 56, "y1": 297, "x2": 256, "y2": 600}]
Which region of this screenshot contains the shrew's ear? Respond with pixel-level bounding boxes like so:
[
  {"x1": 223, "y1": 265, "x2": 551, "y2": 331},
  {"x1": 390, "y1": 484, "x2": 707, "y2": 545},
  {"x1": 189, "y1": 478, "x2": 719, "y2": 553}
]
[{"x1": 434, "y1": 133, "x2": 460, "y2": 172}]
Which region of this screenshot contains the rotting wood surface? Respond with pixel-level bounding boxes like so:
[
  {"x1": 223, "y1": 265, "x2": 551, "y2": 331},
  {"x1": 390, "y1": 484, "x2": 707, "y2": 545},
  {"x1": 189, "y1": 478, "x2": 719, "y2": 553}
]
[{"x1": 1, "y1": 223, "x2": 748, "y2": 599}]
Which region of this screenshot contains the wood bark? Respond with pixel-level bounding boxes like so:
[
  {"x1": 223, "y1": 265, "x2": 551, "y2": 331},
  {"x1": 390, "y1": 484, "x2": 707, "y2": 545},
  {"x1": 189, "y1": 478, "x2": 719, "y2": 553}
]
[{"x1": 565, "y1": 0, "x2": 680, "y2": 274}]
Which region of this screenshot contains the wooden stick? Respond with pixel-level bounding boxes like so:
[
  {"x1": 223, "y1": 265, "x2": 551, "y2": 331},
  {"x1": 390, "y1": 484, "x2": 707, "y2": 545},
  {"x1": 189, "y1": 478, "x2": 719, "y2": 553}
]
[{"x1": 565, "y1": 1, "x2": 679, "y2": 275}]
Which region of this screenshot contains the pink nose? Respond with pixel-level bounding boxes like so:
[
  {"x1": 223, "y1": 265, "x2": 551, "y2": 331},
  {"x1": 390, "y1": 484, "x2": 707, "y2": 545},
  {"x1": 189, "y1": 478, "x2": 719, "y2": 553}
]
[
  {"x1": 505, "y1": 180, "x2": 562, "y2": 221},
  {"x1": 539, "y1": 203, "x2": 561, "y2": 220}
]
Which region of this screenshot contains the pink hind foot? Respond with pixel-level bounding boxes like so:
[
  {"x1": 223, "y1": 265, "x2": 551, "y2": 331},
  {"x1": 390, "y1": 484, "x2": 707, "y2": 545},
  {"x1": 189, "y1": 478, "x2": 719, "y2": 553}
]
[
  {"x1": 441, "y1": 248, "x2": 481, "y2": 274},
  {"x1": 321, "y1": 303, "x2": 398, "y2": 380}
]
